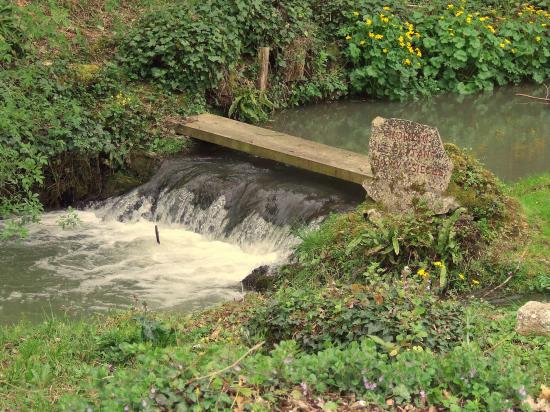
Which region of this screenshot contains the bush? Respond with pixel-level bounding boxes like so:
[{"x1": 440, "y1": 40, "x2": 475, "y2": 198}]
[
  {"x1": 340, "y1": 3, "x2": 550, "y2": 99},
  {"x1": 57, "y1": 335, "x2": 534, "y2": 411},
  {"x1": 248, "y1": 284, "x2": 465, "y2": 353},
  {"x1": 118, "y1": 2, "x2": 243, "y2": 92}
]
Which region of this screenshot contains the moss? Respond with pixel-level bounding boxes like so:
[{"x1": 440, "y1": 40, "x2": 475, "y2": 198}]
[
  {"x1": 69, "y1": 63, "x2": 101, "y2": 84},
  {"x1": 103, "y1": 172, "x2": 143, "y2": 198},
  {"x1": 444, "y1": 143, "x2": 512, "y2": 223}
]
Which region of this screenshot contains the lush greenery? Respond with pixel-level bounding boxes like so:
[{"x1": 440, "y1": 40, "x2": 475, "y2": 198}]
[
  {"x1": 1, "y1": 171, "x2": 549, "y2": 411},
  {"x1": 1, "y1": 294, "x2": 548, "y2": 410},
  {"x1": 1, "y1": 2, "x2": 549, "y2": 409},
  {"x1": 342, "y1": 3, "x2": 550, "y2": 99},
  {"x1": 1, "y1": 0, "x2": 550, "y2": 235}
]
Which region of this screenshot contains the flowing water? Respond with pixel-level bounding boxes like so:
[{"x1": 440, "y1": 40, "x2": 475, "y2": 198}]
[
  {"x1": 272, "y1": 84, "x2": 550, "y2": 181},
  {"x1": 0, "y1": 154, "x2": 362, "y2": 324},
  {"x1": 3, "y1": 85, "x2": 549, "y2": 324}
]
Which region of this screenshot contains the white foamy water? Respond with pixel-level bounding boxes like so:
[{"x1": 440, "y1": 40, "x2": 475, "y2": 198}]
[{"x1": 0, "y1": 210, "x2": 279, "y2": 324}]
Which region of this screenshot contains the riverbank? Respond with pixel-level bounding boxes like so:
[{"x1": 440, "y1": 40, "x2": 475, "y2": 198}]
[{"x1": 1, "y1": 173, "x2": 549, "y2": 411}]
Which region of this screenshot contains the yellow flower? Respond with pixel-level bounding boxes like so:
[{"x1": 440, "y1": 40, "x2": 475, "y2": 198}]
[
  {"x1": 433, "y1": 261, "x2": 443, "y2": 267},
  {"x1": 511, "y1": 48, "x2": 517, "y2": 54},
  {"x1": 368, "y1": 32, "x2": 375, "y2": 38},
  {"x1": 382, "y1": 17, "x2": 389, "y2": 23},
  {"x1": 375, "y1": 34, "x2": 384, "y2": 40},
  {"x1": 383, "y1": 48, "x2": 388, "y2": 53},
  {"x1": 505, "y1": 38, "x2": 511, "y2": 44},
  {"x1": 416, "y1": 48, "x2": 422, "y2": 57},
  {"x1": 455, "y1": 10, "x2": 463, "y2": 17},
  {"x1": 365, "y1": 18, "x2": 373, "y2": 26},
  {"x1": 472, "y1": 279, "x2": 480, "y2": 285},
  {"x1": 360, "y1": 40, "x2": 366, "y2": 45},
  {"x1": 447, "y1": 4, "x2": 454, "y2": 9},
  {"x1": 499, "y1": 42, "x2": 506, "y2": 48},
  {"x1": 466, "y1": 16, "x2": 472, "y2": 24},
  {"x1": 536, "y1": 36, "x2": 542, "y2": 42},
  {"x1": 345, "y1": 35, "x2": 352, "y2": 40},
  {"x1": 458, "y1": 273, "x2": 465, "y2": 280},
  {"x1": 353, "y1": 11, "x2": 360, "y2": 16},
  {"x1": 486, "y1": 25, "x2": 496, "y2": 33},
  {"x1": 479, "y1": 16, "x2": 489, "y2": 22},
  {"x1": 417, "y1": 268, "x2": 428, "y2": 276},
  {"x1": 383, "y1": 6, "x2": 391, "y2": 11}
]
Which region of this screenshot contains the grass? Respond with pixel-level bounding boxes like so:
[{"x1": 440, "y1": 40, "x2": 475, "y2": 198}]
[{"x1": 507, "y1": 174, "x2": 550, "y2": 293}]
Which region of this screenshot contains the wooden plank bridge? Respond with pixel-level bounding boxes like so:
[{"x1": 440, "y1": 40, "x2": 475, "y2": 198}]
[{"x1": 177, "y1": 113, "x2": 373, "y2": 185}]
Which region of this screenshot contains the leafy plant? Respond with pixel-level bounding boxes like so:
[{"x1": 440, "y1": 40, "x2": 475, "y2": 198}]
[
  {"x1": 57, "y1": 207, "x2": 82, "y2": 229},
  {"x1": 229, "y1": 86, "x2": 275, "y2": 124},
  {"x1": 248, "y1": 283, "x2": 465, "y2": 353}
]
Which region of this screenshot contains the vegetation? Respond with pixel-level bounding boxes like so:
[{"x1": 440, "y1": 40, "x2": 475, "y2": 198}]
[
  {"x1": 1, "y1": 0, "x2": 549, "y2": 236},
  {"x1": 1, "y1": 1, "x2": 549, "y2": 410},
  {"x1": 1, "y1": 161, "x2": 549, "y2": 411}
]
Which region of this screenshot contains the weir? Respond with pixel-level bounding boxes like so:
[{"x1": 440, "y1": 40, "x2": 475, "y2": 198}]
[{"x1": 177, "y1": 113, "x2": 373, "y2": 185}]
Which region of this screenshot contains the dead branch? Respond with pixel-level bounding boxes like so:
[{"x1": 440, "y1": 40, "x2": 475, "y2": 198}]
[{"x1": 515, "y1": 93, "x2": 550, "y2": 103}]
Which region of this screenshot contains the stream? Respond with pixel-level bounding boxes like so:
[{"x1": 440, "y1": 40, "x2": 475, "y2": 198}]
[{"x1": 1, "y1": 84, "x2": 549, "y2": 324}]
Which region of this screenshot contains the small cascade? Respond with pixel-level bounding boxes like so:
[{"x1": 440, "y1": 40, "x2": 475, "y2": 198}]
[
  {"x1": 1, "y1": 151, "x2": 363, "y2": 323},
  {"x1": 94, "y1": 153, "x2": 363, "y2": 255}
]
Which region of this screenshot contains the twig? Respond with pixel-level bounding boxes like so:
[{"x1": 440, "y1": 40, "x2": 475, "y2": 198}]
[
  {"x1": 481, "y1": 243, "x2": 530, "y2": 298},
  {"x1": 515, "y1": 93, "x2": 550, "y2": 103},
  {"x1": 186, "y1": 341, "x2": 265, "y2": 385}
]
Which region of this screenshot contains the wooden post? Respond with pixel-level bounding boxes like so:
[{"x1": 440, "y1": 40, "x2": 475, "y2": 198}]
[{"x1": 257, "y1": 47, "x2": 270, "y2": 91}]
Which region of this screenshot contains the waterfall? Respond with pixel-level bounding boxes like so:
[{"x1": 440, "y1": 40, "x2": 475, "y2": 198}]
[{"x1": 93, "y1": 153, "x2": 363, "y2": 256}]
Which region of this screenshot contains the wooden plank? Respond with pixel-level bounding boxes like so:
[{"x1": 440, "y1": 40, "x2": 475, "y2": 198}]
[{"x1": 178, "y1": 113, "x2": 372, "y2": 184}]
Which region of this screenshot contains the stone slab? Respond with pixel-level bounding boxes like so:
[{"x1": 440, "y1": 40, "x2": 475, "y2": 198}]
[{"x1": 362, "y1": 117, "x2": 455, "y2": 213}]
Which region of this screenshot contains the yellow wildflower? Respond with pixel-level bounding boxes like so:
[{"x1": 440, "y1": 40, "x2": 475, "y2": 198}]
[
  {"x1": 536, "y1": 36, "x2": 542, "y2": 42},
  {"x1": 360, "y1": 40, "x2": 366, "y2": 45},
  {"x1": 365, "y1": 18, "x2": 373, "y2": 26},
  {"x1": 499, "y1": 42, "x2": 506, "y2": 48},
  {"x1": 511, "y1": 48, "x2": 517, "y2": 54},
  {"x1": 455, "y1": 10, "x2": 463, "y2": 17},
  {"x1": 375, "y1": 34, "x2": 384, "y2": 40},
  {"x1": 486, "y1": 25, "x2": 496, "y2": 33},
  {"x1": 447, "y1": 4, "x2": 454, "y2": 9},
  {"x1": 345, "y1": 35, "x2": 352, "y2": 40},
  {"x1": 383, "y1": 6, "x2": 391, "y2": 10},
  {"x1": 458, "y1": 273, "x2": 465, "y2": 280},
  {"x1": 466, "y1": 16, "x2": 472, "y2": 24},
  {"x1": 472, "y1": 279, "x2": 480, "y2": 285},
  {"x1": 416, "y1": 49, "x2": 422, "y2": 57},
  {"x1": 382, "y1": 17, "x2": 389, "y2": 23},
  {"x1": 383, "y1": 48, "x2": 388, "y2": 53},
  {"x1": 353, "y1": 11, "x2": 359, "y2": 16},
  {"x1": 433, "y1": 261, "x2": 443, "y2": 267},
  {"x1": 505, "y1": 38, "x2": 511, "y2": 44},
  {"x1": 417, "y1": 268, "x2": 427, "y2": 276},
  {"x1": 368, "y1": 32, "x2": 375, "y2": 38}
]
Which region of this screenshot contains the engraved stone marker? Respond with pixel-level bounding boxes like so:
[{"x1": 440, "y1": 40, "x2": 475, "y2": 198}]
[{"x1": 362, "y1": 117, "x2": 456, "y2": 213}]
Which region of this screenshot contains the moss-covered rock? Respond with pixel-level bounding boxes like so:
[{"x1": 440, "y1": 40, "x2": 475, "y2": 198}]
[
  {"x1": 445, "y1": 143, "x2": 511, "y2": 223},
  {"x1": 279, "y1": 144, "x2": 530, "y2": 295}
]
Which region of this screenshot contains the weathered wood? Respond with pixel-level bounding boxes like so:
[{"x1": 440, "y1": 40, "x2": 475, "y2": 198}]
[
  {"x1": 257, "y1": 47, "x2": 270, "y2": 91},
  {"x1": 178, "y1": 113, "x2": 372, "y2": 184}
]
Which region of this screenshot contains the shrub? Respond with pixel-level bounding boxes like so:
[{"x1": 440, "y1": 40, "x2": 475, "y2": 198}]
[
  {"x1": 248, "y1": 284, "x2": 465, "y2": 353},
  {"x1": 117, "y1": 2, "x2": 243, "y2": 92},
  {"x1": 341, "y1": 2, "x2": 550, "y2": 99}
]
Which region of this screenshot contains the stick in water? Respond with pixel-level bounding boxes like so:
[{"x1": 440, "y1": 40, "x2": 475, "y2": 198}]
[{"x1": 155, "y1": 225, "x2": 160, "y2": 244}]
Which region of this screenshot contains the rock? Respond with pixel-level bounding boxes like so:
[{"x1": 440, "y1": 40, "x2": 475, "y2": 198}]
[
  {"x1": 241, "y1": 265, "x2": 275, "y2": 292},
  {"x1": 516, "y1": 301, "x2": 550, "y2": 336},
  {"x1": 362, "y1": 117, "x2": 456, "y2": 214}
]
